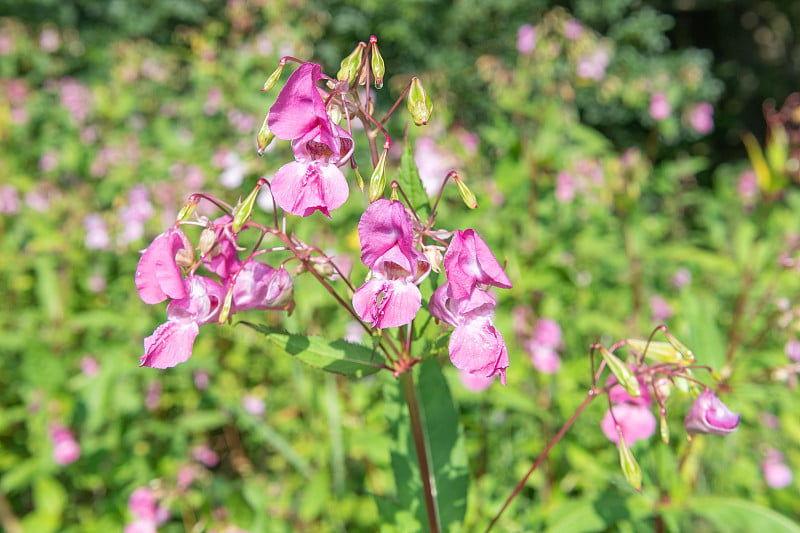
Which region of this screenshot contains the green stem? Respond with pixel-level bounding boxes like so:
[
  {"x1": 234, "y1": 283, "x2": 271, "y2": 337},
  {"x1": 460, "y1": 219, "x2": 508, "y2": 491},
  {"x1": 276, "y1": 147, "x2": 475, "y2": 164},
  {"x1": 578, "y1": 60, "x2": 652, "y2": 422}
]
[{"x1": 400, "y1": 370, "x2": 440, "y2": 533}]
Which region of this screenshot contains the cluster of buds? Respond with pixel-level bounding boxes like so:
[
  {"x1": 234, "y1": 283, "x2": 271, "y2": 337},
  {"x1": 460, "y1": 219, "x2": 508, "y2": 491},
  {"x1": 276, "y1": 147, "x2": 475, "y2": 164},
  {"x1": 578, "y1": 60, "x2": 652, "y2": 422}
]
[
  {"x1": 135, "y1": 215, "x2": 293, "y2": 369},
  {"x1": 593, "y1": 327, "x2": 740, "y2": 490}
]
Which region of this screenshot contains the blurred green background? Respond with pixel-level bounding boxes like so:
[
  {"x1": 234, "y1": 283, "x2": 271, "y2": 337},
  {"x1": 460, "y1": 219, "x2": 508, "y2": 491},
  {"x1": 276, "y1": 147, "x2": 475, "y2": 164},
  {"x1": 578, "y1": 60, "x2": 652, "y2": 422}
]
[{"x1": 1, "y1": 0, "x2": 799, "y2": 531}]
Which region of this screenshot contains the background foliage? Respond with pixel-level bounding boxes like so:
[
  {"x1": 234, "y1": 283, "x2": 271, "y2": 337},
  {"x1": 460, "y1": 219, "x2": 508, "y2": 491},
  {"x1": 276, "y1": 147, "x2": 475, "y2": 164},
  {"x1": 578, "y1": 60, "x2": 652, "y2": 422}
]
[{"x1": 1, "y1": 0, "x2": 799, "y2": 531}]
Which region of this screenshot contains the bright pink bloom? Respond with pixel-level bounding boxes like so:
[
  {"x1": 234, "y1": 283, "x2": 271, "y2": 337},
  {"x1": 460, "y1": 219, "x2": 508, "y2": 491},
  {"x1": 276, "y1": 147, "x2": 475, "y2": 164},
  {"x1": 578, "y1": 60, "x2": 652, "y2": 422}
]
[
  {"x1": 126, "y1": 487, "x2": 169, "y2": 532},
  {"x1": 271, "y1": 156, "x2": 349, "y2": 217},
  {"x1": 140, "y1": 276, "x2": 225, "y2": 369},
  {"x1": 268, "y1": 63, "x2": 332, "y2": 146},
  {"x1": 444, "y1": 229, "x2": 512, "y2": 300},
  {"x1": 358, "y1": 199, "x2": 417, "y2": 271},
  {"x1": 135, "y1": 228, "x2": 192, "y2": 304},
  {"x1": 449, "y1": 316, "x2": 509, "y2": 385},
  {"x1": 353, "y1": 277, "x2": 422, "y2": 329},
  {"x1": 203, "y1": 216, "x2": 241, "y2": 280},
  {"x1": 684, "y1": 389, "x2": 740, "y2": 435},
  {"x1": 649, "y1": 92, "x2": 671, "y2": 121},
  {"x1": 601, "y1": 403, "x2": 657, "y2": 444}
]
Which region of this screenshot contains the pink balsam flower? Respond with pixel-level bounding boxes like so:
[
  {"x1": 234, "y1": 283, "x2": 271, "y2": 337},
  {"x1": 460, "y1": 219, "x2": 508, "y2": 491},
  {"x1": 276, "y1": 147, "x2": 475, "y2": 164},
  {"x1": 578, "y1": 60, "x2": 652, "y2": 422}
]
[
  {"x1": 443, "y1": 229, "x2": 512, "y2": 300},
  {"x1": 684, "y1": 389, "x2": 740, "y2": 435},
  {"x1": 135, "y1": 227, "x2": 192, "y2": 304},
  {"x1": 601, "y1": 403, "x2": 657, "y2": 445}
]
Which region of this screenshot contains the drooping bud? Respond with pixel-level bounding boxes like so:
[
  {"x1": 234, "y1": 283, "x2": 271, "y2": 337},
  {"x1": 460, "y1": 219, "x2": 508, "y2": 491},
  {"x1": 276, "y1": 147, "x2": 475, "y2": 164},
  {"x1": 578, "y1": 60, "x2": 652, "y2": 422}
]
[
  {"x1": 354, "y1": 166, "x2": 365, "y2": 191},
  {"x1": 684, "y1": 389, "x2": 740, "y2": 436},
  {"x1": 598, "y1": 346, "x2": 641, "y2": 398},
  {"x1": 337, "y1": 42, "x2": 367, "y2": 86},
  {"x1": 451, "y1": 171, "x2": 478, "y2": 209},
  {"x1": 175, "y1": 195, "x2": 199, "y2": 223},
  {"x1": 617, "y1": 433, "x2": 643, "y2": 492},
  {"x1": 369, "y1": 35, "x2": 385, "y2": 89},
  {"x1": 256, "y1": 114, "x2": 275, "y2": 156},
  {"x1": 218, "y1": 283, "x2": 234, "y2": 325},
  {"x1": 407, "y1": 77, "x2": 433, "y2": 126},
  {"x1": 260, "y1": 59, "x2": 286, "y2": 92},
  {"x1": 232, "y1": 179, "x2": 265, "y2": 233},
  {"x1": 368, "y1": 144, "x2": 389, "y2": 202}
]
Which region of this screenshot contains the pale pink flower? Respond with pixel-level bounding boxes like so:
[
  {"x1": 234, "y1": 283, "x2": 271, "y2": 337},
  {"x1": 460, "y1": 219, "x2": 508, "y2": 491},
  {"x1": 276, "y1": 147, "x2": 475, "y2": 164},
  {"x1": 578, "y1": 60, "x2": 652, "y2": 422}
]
[
  {"x1": 649, "y1": 294, "x2": 672, "y2": 322},
  {"x1": 564, "y1": 19, "x2": 584, "y2": 40},
  {"x1": 649, "y1": 92, "x2": 671, "y2": 121},
  {"x1": 516, "y1": 24, "x2": 537, "y2": 54},
  {"x1": 555, "y1": 171, "x2": 576, "y2": 203},
  {"x1": 80, "y1": 356, "x2": 100, "y2": 377},
  {"x1": 785, "y1": 338, "x2": 800, "y2": 362},
  {"x1": 737, "y1": 169, "x2": 758, "y2": 202},
  {"x1": 192, "y1": 444, "x2": 219, "y2": 467},
  {"x1": 684, "y1": 390, "x2": 740, "y2": 435},
  {"x1": 532, "y1": 319, "x2": 561, "y2": 348},
  {"x1": 527, "y1": 343, "x2": 561, "y2": 374},
  {"x1": 50, "y1": 424, "x2": 80, "y2": 465},
  {"x1": 0, "y1": 184, "x2": 20, "y2": 214},
  {"x1": 672, "y1": 268, "x2": 691, "y2": 290},
  {"x1": 84, "y1": 214, "x2": 111, "y2": 251},
  {"x1": 762, "y1": 450, "x2": 793, "y2": 489},
  {"x1": 688, "y1": 102, "x2": 714, "y2": 134},
  {"x1": 601, "y1": 403, "x2": 657, "y2": 444},
  {"x1": 414, "y1": 137, "x2": 460, "y2": 196},
  {"x1": 242, "y1": 395, "x2": 266, "y2": 418},
  {"x1": 576, "y1": 49, "x2": 609, "y2": 81}
]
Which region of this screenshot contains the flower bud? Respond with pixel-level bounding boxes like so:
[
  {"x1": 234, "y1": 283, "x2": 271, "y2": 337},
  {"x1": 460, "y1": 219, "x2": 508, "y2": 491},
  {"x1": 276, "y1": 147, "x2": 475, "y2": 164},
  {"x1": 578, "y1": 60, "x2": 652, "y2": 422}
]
[
  {"x1": 451, "y1": 171, "x2": 478, "y2": 209},
  {"x1": 260, "y1": 60, "x2": 285, "y2": 92},
  {"x1": 198, "y1": 227, "x2": 218, "y2": 258},
  {"x1": 617, "y1": 433, "x2": 642, "y2": 492},
  {"x1": 176, "y1": 195, "x2": 199, "y2": 223},
  {"x1": 368, "y1": 145, "x2": 388, "y2": 202},
  {"x1": 354, "y1": 167, "x2": 365, "y2": 191},
  {"x1": 232, "y1": 179, "x2": 265, "y2": 233},
  {"x1": 218, "y1": 283, "x2": 234, "y2": 325},
  {"x1": 256, "y1": 114, "x2": 275, "y2": 156},
  {"x1": 598, "y1": 346, "x2": 640, "y2": 398},
  {"x1": 369, "y1": 35, "x2": 385, "y2": 89},
  {"x1": 407, "y1": 77, "x2": 433, "y2": 126},
  {"x1": 337, "y1": 42, "x2": 366, "y2": 86},
  {"x1": 684, "y1": 389, "x2": 740, "y2": 436},
  {"x1": 423, "y1": 244, "x2": 444, "y2": 273},
  {"x1": 659, "y1": 410, "x2": 670, "y2": 444}
]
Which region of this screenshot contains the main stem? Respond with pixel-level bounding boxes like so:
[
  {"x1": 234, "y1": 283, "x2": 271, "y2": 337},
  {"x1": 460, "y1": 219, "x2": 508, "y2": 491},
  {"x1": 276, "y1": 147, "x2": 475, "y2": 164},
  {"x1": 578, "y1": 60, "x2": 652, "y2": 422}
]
[{"x1": 400, "y1": 370, "x2": 440, "y2": 533}]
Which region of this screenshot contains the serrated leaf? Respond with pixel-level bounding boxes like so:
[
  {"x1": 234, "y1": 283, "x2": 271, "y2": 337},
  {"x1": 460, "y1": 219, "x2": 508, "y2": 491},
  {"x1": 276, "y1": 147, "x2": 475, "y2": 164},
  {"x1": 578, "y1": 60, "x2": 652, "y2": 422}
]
[
  {"x1": 398, "y1": 143, "x2": 431, "y2": 218},
  {"x1": 241, "y1": 323, "x2": 385, "y2": 378}
]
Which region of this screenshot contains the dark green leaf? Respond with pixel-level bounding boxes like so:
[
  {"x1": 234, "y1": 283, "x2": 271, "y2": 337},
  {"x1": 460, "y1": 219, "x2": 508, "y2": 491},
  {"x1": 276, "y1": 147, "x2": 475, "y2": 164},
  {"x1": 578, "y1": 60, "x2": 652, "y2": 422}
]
[{"x1": 398, "y1": 142, "x2": 431, "y2": 218}]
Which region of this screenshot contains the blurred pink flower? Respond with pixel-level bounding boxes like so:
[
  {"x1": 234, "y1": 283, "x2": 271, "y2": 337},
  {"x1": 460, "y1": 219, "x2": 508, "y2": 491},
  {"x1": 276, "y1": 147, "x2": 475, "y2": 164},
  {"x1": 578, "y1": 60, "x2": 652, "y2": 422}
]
[
  {"x1": 576, "y1": 49, "x2": 609, "y2": 81},
  {"x1": 194, "y1": 370, "x2": 210, "y2": 390},
  {"x1": 0, "y1": 30, "x2": 13, "y2": 55},
  {"x1": 564, "y1": 19, "x2": 584, "y2": 40},
  {"x1": 126, "y1": 487, "x2": 169, "y2": 532},
  {"x1": 688, "y1": 102, "x2": 714, "y2": 134},
  {"x1": 459, "y1": 369, "x2": 494, "y2": 392},
  {"x1": 785, "y1": 338, "x2": 800, "y2": 362},
  {"x1": 672, "y1": 268, "x2": 691, "y2": 290},
  {"x1": 0, "y1": 184, "x2": 20, "y2": 214},
  {"x1": 414, "y1": 137, "x2": 460, "y2": 197},
  {"x1": 135, "y1": 227, "x2": 191, "y2": 304},
  {"x1": 80, "y1": 356, "x2": 100, "y2": 377},
  {"x1": 145, "y1": 381, "x2": 161, "y2": 411},
  {"x1": 39, "y1": 28, "x2": 60, "y2": 52},
  {"x1": 555, "y1": 171, "x2": 576, "y2": 203},
  {"x1": 649, "y1": 92, "x2": 671, "y2": 121},
  {"x1": 516, "y1": 24, "x2": 537, "y2": 54},
  {"x1": 684, "y1": 389, "x2": 740, "y2": 435},
  {"x1": 50, "y1": 424, "x2": 80, "y2": 465},
  {"x1": 762, "y1": 450, "x2": 793, "y2": 489},
  {"x1": 527, "y1": 342, "x2": 561, "y2": 374},
  {"x1": 84, "y1": 214, "x2": 111, "y2": 251},
  {"x1": 601, "y1": 403, "x2": 657, "y2": 445},
  {"x1": 192, "y1": 444, "x2": 220, "y2": 467},
  {"x1": 59, "y1": 78, "x2": 93, "y2": 124},
  {"x1": 242, "y1": 395, "x2": 266, "y2": 418},
  {"x1": 736, "y1": 169, "x2": 759, "y2": 202},
  {"x1": 649, "y1": 294, "x2": 672, "y2": 322},
  {"x1": 532, "y1": 318, "x2": 562, "y2": 348}
]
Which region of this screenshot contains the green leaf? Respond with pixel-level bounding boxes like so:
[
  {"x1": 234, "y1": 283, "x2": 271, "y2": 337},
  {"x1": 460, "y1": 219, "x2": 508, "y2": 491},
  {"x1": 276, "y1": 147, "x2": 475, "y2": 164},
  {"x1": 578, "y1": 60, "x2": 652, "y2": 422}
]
[
  {"x1": 687, "y1": 497, "x2": 800, "y2": 533},
  {"x1": 241, "y1": 323, "x2": 385, "y2": 378},
  {"x1": 398, "y1": 143, "x2": 431, "y2": 218},
  {"x1": 382, "y1": 361, "x2": 468, "y2": 532}
]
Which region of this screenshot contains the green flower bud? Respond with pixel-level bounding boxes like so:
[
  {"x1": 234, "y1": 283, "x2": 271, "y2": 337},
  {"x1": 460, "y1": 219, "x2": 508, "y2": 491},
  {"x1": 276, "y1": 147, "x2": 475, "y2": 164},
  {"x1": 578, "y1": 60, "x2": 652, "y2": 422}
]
[
  {"x1": 407, "y1": 77, "x2": 433, "y2": 126},
  {"x1": 256, "y1": 114, "x2": 275, "y2": 156},
  {"x1": 175, "y1": 195, "x2": 198, "y2": 223},
  {"x1": 598, "y1": 346, "x2": 640, "y2": 398},
  {"x1": 451, "y1": 172, "x2": 478, "y2": 209},
  {"x1": 617, "y1": 433, "x2": 643, "y2": 492},
  {"x1": 260, "y1": 60, "x2": 285, "y2": 92},
  {"x1": 368, "y1": 147, "x2": 388, "y2": 202},
  {"x1": 369, "y1": 35, "x2": 385, "y2": 89},
  {"x1": 337, "y1": 42, "x2": 366, "y2": 86},
  {"x1": 354, "y1": 167, "x2": 365, "y2": 192},
  {"x1": 232, "y1": 179, "x2": 265, "y2": 233},
  {"x1": 218, "y1": 283, "x2": 234, "y2": 325}
]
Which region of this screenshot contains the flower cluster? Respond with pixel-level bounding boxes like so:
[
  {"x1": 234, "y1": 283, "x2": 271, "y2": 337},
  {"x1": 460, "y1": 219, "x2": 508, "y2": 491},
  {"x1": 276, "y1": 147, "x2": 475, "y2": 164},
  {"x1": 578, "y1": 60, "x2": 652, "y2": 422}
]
[
  {"x1": 135, "y1": 218, "x2": 293, "y2": 369},
  {"x1": 124, "y1": 487, "x2": 169, "y2": 533},
  {"x1": 267, "y1": 62, "x2": 354, "y2": 217},
  {"x1": 430, "y1": 230, "x2": 513, "y2": 384}
]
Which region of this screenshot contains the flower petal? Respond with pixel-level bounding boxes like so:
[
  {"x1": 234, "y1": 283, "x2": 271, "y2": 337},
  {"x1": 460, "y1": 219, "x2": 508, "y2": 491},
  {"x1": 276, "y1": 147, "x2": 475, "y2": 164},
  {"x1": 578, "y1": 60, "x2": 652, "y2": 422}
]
[
  {"x1": 352, "y1": 278, "x2": 421, "y2": 328},
  {"x1": 135, "y1": 228, "x2": 190, "y2": 304},
  {"x1": 271, "y1": 160, "x2": 349, "y2": 217},
  {"x1": 140, "y1": 320, "x2": 200, "y2": 369}
]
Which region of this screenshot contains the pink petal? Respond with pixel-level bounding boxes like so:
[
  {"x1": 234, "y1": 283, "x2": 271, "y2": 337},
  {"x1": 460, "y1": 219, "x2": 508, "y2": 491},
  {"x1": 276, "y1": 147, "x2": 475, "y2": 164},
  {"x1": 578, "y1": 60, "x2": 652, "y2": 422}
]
[
  {"x1": 271, "y1": 160, "x2": 349, "y2": 217},
  {"x1": 444, "y1": 229, "x2": 511, "y2": 300},
  {"x1": 352, "y1": 278, "x2": 421, "y2": 328},
  {"x1": 135, "y1": 228, "x2": 190, "y2": 304},
  {"x1": 449, "y1": 316, "x2": 509, "y2": 384},
  {"x1": 358, "y1": 199, "x2": 416, "y2": 270},
  {"x1": 140, "y1": 320, "x2": 199, "y2": 369},
  {"x1": 268, "y1": 63, "x2": 328, "y2": 142}
]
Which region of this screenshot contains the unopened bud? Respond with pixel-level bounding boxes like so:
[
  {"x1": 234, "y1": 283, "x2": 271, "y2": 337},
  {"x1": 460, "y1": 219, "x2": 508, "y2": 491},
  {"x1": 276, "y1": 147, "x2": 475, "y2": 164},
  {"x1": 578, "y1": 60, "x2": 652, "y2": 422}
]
[
  {"x1": 423, "y1": 245, "x2": 444, "y2": 273},
  {"x1": 598, "y1": 346, "x2": 640, "y2": 398},
  {"x1": 175, "y1": 241, "x2": 195, "y2": 268},
  {"x1": 369, "y1": 35, "x2": 385, "y2": 89},
  {"x1": 232, "y1": 179, "x2": 265, "y2": 233},
  {"x1": 407, "y1": 77, "x2": 433, "y2": 126},
  {"x1": 176, "y1": 195, "x2": 199, "y2": 223},
  {"x1": 198, "y1": 228, "x2": 218, "y2": 258},
  {"x1": 659, "y1": 410, "x2": 670, "y2": 444},
  {"x1": 218, "y1": 283, "x2": 234, "y2": 325},
  {"x1": 368, "y1": 146, "x2": 388, "y2": 202},
  {"x1": 256, "y1": 115, "x2": 275, "y2": 156},
  {"x1": 451, "y1": 172, "x2": 477, "y2": 209},
  {"x1": 354, "y1": 167, "x2": 365, "y2": 191},
  {"x1": 260, "y1": 60, "x2": 285, "y2": 92},
  {"x1": 328, "y1": 105, "x2": 343, "y2": 124},
  {"x1": 617, "y1": 433, "x2": 643, "y2": 492},
  {"x1": 337, "y1": 42, "x2": 366, "y2": 86}
]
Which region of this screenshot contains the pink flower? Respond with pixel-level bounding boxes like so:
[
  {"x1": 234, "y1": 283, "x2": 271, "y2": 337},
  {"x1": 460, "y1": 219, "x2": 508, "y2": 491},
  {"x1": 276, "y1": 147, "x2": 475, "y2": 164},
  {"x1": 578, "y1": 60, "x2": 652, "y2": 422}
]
[
  {"x1": 443, "y1": 229, "x2": 512, "y2": 300},
  {"x1": 555, "y1": 171, "x2": 576, "y2": 203},
  {"x1": 532, "y1": 319, "x2": 561, "y2": 348},
  {"x1": 358, "y1": 199, "x2": 418, "y2": 272},
  {"x1": 140, "y1": 276, "x2": 225, "y2": 369},
  {"x1": 649, "y1": 92, "x2": 671, "y2": 121},
  {"x1": 231, "y1": 262, "x2": 293, "y2": 312},
  {"x1": 684, "y1": 389, "x2": 740, "y2": 435},
  {"x1": 459, "y1": 369, "x2": 495, "y2": 392},
  {"x1": 564, "y1": 19, "x2": 584, "y2": 40},
  {"x1": 649, "y1": 294, "x2": 672, "y2": 322},
  {"x1": 50, "y1": 424, "x2": 80, "y2": 466},
  {"x1": 737, "y1": 169, "x2": 758, "y2": 201},
  {"x1": 689, "y1": 102, "x2": 714, "y2": 134},
  {"x1": 126, "y1": 487, "x2": 169, "y2": 532},
  {"x1": 672, "y1": 268, "x2": 691, "y2": 290},
  {"x1": 601, "y1": 403, "x2": 657, "y2": 445},
  {"x1": 192, "y1": 444, "x2": 219, "y2": 467},
  {"x1": 80, "y1": 356, "x2": 100, "y2": 377},
  {"x1": 135, "y1": 228, "x2": 192, "y2": 304},
  {"x1": 353, "y1": 277, "x2": 423, "y2": 328},
  {"x1": 242, "y1": 395, "x2": 266, "y2": 417},
  {"x1": 762, "y1": 450, "x2": 793, "y2": 489},
  {"x1": 267, "y1": 63, "x2": 354, "y2": 217},
  {"x1": 516, "y1": 24, "x2": 537, "y2": 54},
  {"x1": 527, "y1": 342, "x2": 561, "y2": 374},
  {"x1": 785, "y1": 338, "x2": 800, "y2": 362},
  {"x1": 576, "y1": 49, "x2": 609, "y2": 81}
]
